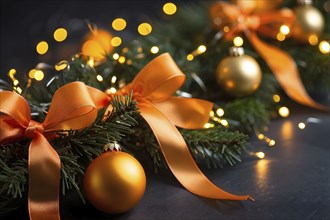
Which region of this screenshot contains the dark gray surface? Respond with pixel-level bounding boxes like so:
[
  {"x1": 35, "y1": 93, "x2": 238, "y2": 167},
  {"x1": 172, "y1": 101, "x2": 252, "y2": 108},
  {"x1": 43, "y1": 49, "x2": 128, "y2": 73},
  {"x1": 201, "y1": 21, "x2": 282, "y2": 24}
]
[{"x1": 58, "y1": 109, "x2": 329, "y2": 220}]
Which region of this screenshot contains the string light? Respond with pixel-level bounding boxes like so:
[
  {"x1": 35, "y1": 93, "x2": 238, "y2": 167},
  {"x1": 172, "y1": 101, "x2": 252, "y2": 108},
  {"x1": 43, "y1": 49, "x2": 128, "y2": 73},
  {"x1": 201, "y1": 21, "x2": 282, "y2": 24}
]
[
  {"x1": 197, "y1": 45, "x2": 207, "y2": 54},
  {"x1": 34, "y1": 70, "x2": 44, "y2": 81},
  {"x1": 209, "y1": 111, "x2": 215, "y2": 117},
  {"x1": 118, "y1": 56, "x2": 126, "y2": 64},
  {"x1": 268, "y1": 140, "x2": 276, "y2": 147},
  {"x1": 279, "y1": 25, "x2": 290, "y2": 35},
  {"x1": 256, "y1": 152, "x2": 265, "y2": 159},
  {"x1": 138, "y1": 23, "x2": 152, "y2": 36},
  {"x1": 233, "y1": 36, "x2": 244, "y2": 46},
  {"x1": 220, "y1": 119, "x2": 229, "y2": 127},
  {"x1": 36, "y1": 41, "x2": 49, "y2": 55},
  {"x1": 14, "y1": 87, "x2": 23, "y2": 94},
  {"x1": 13, "y1": 79, "x2": 19, "y2": 86},
  {"x1": 276, "y1": 33, "x2": 286, "y2": 41},
  {"x1": 111, "y1": 37, "x2": 122, "y2": 47},
  {"x1": 163, "y1": 2, "x2": 177, "y2": 15},
  {"x1": 278, "y1": 106, "x2": 290, "y2": 118},
  {"x1": 87, "y1": 58, "x2": 94, "y2": 67},
  {"x1": 111, "y1": 76, "x2": 117, "y2": 84},
  {"x1": 28, "y1": 69, "x2": 37, "y2": 78},
  {"x1": 186, "y1": 54, "x2": 194, "y2": 61},
  {"x1": 112, "y1": 18, "x2": 127, "y2": 31},
  {"x1": 55, "y1": 61, "x2": 68, "y2": 71},
  {"x1": 204, "y1": 123, "x2": 214, "y2": 129},
  {"x1": 107, "y1": 87, "x2": 117, "y2": 94},
  {"x1": 258, "y1": 134, "x2": 265, "y2": 140},
  {"x1": 319, "y1": 41, "x2": 330, "y2": 54},
  {"x1": 273, "y1": 94, "x2": 280, "y2": 103},
  {"x1": 223, "y1": 26, "x2": 230, "y2": 32},
  {"x1": 150, "y1": 46, "x2": 159, "y2": 54},
  {"x1": 112, "y1": 53, "x2": 119, "y2": 60},
  {"x1": 216, "y1": 108, "x2": 224, "y2": 117},
  {"x1": 308, "y1": 34, "x2": 319, "y2": 46},
  {"x1": 96, "y1": 75, "x2": 103, "y2": 82},
  {"x1": 298, "y1": 122, "x2": 306, "y2": 129},
  {"x1": 53, "y1": 28, "x2": 68, "y2": 42}
]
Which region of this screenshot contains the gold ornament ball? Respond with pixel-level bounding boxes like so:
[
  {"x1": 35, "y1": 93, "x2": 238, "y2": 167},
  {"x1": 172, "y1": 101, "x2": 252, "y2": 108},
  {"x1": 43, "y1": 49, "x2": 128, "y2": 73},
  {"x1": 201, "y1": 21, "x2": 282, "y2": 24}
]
[
  {"x1": 292, "y1": 5, "x2": 324, "y2": 42},
  {"x1": 81, "y1": 29, "x2": 113, "y2": 61},
  {"x1": 84, "y1": 151, "x2": 146, "y2": 213},
  {"x1": 216, "y1": 48, "x2": 262, "y2": 97}
]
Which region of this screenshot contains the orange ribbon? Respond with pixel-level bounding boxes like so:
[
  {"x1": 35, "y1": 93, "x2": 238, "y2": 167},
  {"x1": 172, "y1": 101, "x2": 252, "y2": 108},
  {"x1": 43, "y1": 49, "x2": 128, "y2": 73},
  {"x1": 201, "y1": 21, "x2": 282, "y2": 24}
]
[
  {"x1": 0, "y1": 82, "x2": 108, "y2": 220},
  {"x1": 112, "y1": 53, "x2": 252, "y2": 201},
  {"x1": 210, "y1": 1, "x2": 329, "y2": 111}
]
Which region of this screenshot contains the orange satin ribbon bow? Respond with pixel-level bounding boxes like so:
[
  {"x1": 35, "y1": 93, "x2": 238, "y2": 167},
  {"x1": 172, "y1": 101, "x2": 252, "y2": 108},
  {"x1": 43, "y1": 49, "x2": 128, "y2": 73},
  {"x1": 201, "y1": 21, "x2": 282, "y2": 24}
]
[
  {"x1": 112, "y1": 53, "x2": 252, "y2": 201},
  {"x1": 0, "y1": 82, "x2": 108, "y2": 220},
  {"x1": 210, "y1": 1, "x2": 329, "y2": 111}
]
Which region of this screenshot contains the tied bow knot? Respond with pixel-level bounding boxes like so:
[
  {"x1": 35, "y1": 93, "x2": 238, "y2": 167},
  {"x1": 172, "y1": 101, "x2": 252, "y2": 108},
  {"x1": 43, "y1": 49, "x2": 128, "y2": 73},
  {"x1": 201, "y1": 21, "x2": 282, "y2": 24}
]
[
  {"x1": 109, "y1": 53, "x2": 252, "y2": 201},
  {"x1": 0, "y1": 82, "x2": 109, "y2": 220},
  {"x1": 210, "y1": 1, "x2": 329, "y2": 111},
  {"x1": 24, "y1": 121, "x2": 44, "y2": 138}
]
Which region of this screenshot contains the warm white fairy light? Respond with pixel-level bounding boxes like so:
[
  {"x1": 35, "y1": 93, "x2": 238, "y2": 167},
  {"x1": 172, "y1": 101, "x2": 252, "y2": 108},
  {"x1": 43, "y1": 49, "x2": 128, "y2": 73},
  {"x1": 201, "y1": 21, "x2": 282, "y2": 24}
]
[
  {"x1": 233, "y1": 36, "x2": 244, "y2": 46},
  {"x1": 150, "y1": 46, "x2": 159, "y2": 54},
  {"x1": 258, "y1": 134, "x2": 265, "y2": 140},
  {"x1": 308, "y1": 34, "x2": 319, "y2": 46},
  {"x1": 111, "y1": 37, "x2": 122, "y2": 47},
  {"x1": 256, "y1": 152, "x2": 265, "y2": 159},
  {"x1": 220, "y1": 119, "x2": 229, "y2": 127},
  {"x1": 197, "y1": 45, "x2": 207, "y2": 54},
  {"x1": 112, "y1": 18, "x2": 127, "y2": 31},
  {"x1": 278, "y1": 106, "x2": 290, "y2": 118},
  {"x1": 279, "y1": 25, "x2": 290, "y2": 35},
  {"x1": 118, "y1": 56, "x2": 126, "y2": 64},
  {"x1": 113, "y1": 53, "x2": 120, "y2": 60},
  {"x1": 53, "y1": 28, "x2": 68, "y2": 42},
  {"x1": 187, "y1": 54, "x2": 194, "y2": 61},
  {"x1": 36, "y1": 41, "x2": 48, "y2": 55},
  {"x1": 138, "y1": 23, "x2": 152, "y2": 36},
  {"x1": 319, "y1": 41, "x2": 330, "y2": 54},
  {"x1": 204, "y1": 123, "x2": 214, "y2": 129},
  {"x1": 34, "y1": 70, "x2": 44, "y2": 81},
  {"x1": 87, "y1": 58, "x2": 94, "y2": 67},
  {"x1": 276, "y1": 33, "x2": 286, "y2": 41},
  {"x1": 268, "y1": 140, "x2": 276, "y2": 147},
  {"x1": 29, "y1": 69, "x2": 37, "y2": 78},
  {"x1": 163, "y1": 2, "x2": 177, "y2": 15},
  {"x1": 298, "y1": 122, "x2": 306, "y2": 129},
  {"x1": 96, "y1": 74, "x2": 103, "y2": 82},
  {"x1": 209, "y1": 111, "x2": 215, "y2": 117},
  {"x1": 216, "y1": 108, "x2": 224, "y2": 117},
  {"x1": 111, "y1": 76, "x2": 117, "y2": 84},
  {"x1": 273, "y1": 94, "x2": 280, "y2": 103}
]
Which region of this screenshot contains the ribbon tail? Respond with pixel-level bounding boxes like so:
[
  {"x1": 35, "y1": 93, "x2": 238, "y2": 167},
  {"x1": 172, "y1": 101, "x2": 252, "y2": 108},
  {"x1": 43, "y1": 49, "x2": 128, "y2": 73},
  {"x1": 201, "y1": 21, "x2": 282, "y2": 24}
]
[
  {"x1": 247, "y1": 32, "x2": 330, "y2": 111},
  {"x1": 29, "y1": 132, "x2": 61, "y2": 220},
  {"x1": 140, "y1": 105, "x2": 252, "y2": 201}
]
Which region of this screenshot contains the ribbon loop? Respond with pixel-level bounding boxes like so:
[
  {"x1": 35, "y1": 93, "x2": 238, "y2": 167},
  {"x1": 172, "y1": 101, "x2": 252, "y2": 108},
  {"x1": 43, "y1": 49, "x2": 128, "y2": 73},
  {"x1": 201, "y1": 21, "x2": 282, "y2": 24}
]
[
  {"x1": 0, "y1": 81, "x2": 105, "y2": 220},
  {"x1": 24, "y1": 121, "x2": 44, "y2": 138},
  {"x1": 112, "y1": 53, "x2": 252, "y2": 201}
]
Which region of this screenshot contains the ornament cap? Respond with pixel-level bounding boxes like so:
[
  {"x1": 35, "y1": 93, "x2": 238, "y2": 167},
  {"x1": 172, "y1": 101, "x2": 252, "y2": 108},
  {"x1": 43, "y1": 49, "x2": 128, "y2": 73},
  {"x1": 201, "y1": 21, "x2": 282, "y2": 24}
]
[
  {"x1": 297, "y1": 0, "x2": 312, "y2": 6},
  {"x1": 104, "y1": 142, "x2": 121, "y2": 151},
  {"x1": 229, "y1": 47, "x2": 245, "y2": 56}
]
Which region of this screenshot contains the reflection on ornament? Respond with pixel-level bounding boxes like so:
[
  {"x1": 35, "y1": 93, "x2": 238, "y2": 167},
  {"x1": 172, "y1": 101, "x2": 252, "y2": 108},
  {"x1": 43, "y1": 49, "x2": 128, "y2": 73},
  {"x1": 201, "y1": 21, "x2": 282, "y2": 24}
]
[
  {"x1": 84, "y1": 151, "x2": 146, "y2": 214},
  {"x1": 292, "y1": 0, "x2": 324, "y2": 42},
  {"x1": 216, "y1": 47, "x2": 262, "y2": 97},
  {"x1": 82, "y1": 29, "x2": 113, "y2": 61}
]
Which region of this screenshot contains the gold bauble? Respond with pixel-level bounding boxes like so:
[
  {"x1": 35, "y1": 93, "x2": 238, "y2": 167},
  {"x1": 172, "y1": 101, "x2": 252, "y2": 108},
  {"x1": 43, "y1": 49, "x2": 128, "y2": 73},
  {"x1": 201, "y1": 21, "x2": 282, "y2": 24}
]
[
  {"x1": 216, "y1": 47, "x2": 262, "y2": 97},
  {"x1": 231, "y1": 0, "x2": 283, "y2": 14},
  {"x1": 84, "y1": 151, "x2": 146, "y2": 213},
  {"x1": 81, "y1": 29, "x2": 113, "y2": 61},
  {"x1": 292, "y1": 4, "x2": 325, "y2": 42}
]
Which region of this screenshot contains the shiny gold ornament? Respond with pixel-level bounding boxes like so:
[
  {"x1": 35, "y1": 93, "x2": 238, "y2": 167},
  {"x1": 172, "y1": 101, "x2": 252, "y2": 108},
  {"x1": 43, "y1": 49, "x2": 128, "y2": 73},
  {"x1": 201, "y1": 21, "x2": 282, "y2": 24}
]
[
  {"x1": 216, "y1": 47, "x2": 262, "y2": 97},
  {"x1": 292, "y1": 0, "x2": 324, "y2": 42},
  {"x1": 231, "y1": 0, "x2": 283, "y2": 14},
  {"x1": 84, "y1": 151, "x2": 146, "y2": 213},
  {"x1": 81, "y1": 29, "x2": 113, "y2": 61}
]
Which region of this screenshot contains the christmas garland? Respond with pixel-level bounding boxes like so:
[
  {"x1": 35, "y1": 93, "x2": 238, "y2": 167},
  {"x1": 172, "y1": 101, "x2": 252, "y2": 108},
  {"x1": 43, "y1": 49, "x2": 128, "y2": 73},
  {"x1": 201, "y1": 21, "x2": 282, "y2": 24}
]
[{"x1": 1, "y1": 0, "x2": 329, "y2": 218}]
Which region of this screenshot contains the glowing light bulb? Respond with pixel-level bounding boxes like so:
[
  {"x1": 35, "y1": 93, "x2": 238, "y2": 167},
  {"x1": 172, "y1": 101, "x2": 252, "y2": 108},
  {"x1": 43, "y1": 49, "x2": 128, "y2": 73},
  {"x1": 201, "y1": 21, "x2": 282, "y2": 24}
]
[
  {"x1": 112, "y1": 18, "x2": 127, "y2": 31},
  {"x1": 204, "y1": 123, "x2": 212, "y2": 128},
  {"x1": 279, "y1": 25, "x2": 290, "y2": 35},
  {"x1": 233, "y1": 36, "x2": 243, "y2": 46},
  {"x1": 268, "y1": 140, "x2": 276, "y2": 147},
  {"x1": 111, "y1": 76, "x2": 117, "y2": 84},
  {"x1": 209, "y1": 111, "x2": 215, "y2": 117},
  {"x1": 258, "y1": 134, "x2": 265, "y2": 140},
  {"x1": 55, "y1": 61, "x2": 68, "y2": 71},
  {"x1": 113, "y1": 53, "x2": 119, "y2": 60},
  {"x1": 111, "y1": 37, "x2": 122, "y2": 47},
  {"x1": 298, "y1": 122, "x2": 306, "y2": 129},
  {"x1": 256, "y1": 152, "x2": 265, "y2": 159},
  {"x1": 36, "y1": 41, "x2": 48, "y2": 55},
  {"x1": 308, "y1": 34, "x2": 319, "y2": 46},
  {"x1": 186, "y1": 54, "x2": 194, "y2": 61},
  {"x1": 87, "y1": 58, "x2": 94, "y2": 67},
  {"x1": 197, "y1": 45, "x2": 207, "y2": 54},
  {"x1": 276, "y1": 33, "x2": 285, "y2": 41},
  {"x1": 220, "y1": 119, "x2": 229, "y2": 127},
  {"x1": 150, "y1": 46, "x2": 159, "y2": 54},
  {"x1": 223, "y1": 26, "x2": 230, "y2": 32},
  {"x1": 163, "y1": 2, "x2": 177, "y2": 15},
  {"x1": 29, "y1": 69, "x2": 37, "y2": 78},
  {"x1": 138, "y1": 23, "x2": 152, "y2": 36},
  {"x1": 273, "y1": 94, "x2": 280, "y2": 103},
  {"x1": 53, "y1": 28, "x2": 68, "y2": 42},
  {"x1": 96, "y1": 75, "x2": 103, "y2": 82},
  {"x1": 216, "y1": 108, "x2": 224, "y2": 117},
  {"x1": 118, "y1": 56, "x2": 126, "y2": 64},
  {"x1": 34, "y1": 70, "x2": 44, "y2": 81},
  {"x1": 319, "y1": 41, "x2": 330, "y2": 54},
  {"x1": 13, "y1": 79, "x2": 19, "y2": 86},
  {"x1": 278, "y1": 106, "x2": 290, "y2": 118}
]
